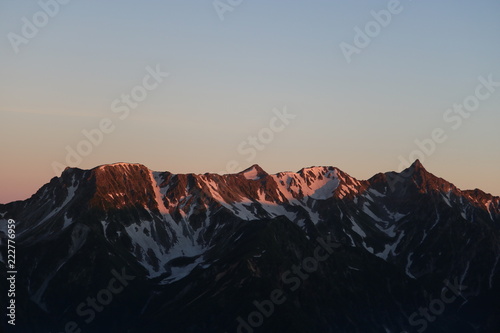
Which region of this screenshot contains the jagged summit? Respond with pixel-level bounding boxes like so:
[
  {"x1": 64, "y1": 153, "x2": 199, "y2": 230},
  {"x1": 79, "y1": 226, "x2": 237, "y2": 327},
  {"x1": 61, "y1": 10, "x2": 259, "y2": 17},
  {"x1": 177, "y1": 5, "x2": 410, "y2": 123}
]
[
  {"x1": 61, "y1": 162, "x2": 149, "y2": 177},
  {"x1": 52, "y1": 160, "x2": 495, "y2": 201},
  {"x1": 408, "y1": 159, "x2": 425, "y2": 173},
  {"x1": 2, "y1": 159, "x2": 499, "y2": 333},
  {"x1": 94, "y1": 162, "x2": 147, "y2": 170},
  {"x1": 398, "y1": 159, "x2": 456, "y2": 194},
  {"x1": 395, "y1": 159, "x2": 427, "y2": 178},
  {"x1": 239, "y1": 164, "x2": 268, "y2": 180},
  {"x1": 411, "y1": 158, "x2": 423, "y2": 168}
]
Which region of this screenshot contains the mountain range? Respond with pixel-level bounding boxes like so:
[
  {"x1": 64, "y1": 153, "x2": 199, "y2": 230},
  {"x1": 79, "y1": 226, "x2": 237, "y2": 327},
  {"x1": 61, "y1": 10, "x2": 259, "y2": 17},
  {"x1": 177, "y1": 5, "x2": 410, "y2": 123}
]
[{"x1": 1, "y1": 160, "x2": 499, "y2": 332}]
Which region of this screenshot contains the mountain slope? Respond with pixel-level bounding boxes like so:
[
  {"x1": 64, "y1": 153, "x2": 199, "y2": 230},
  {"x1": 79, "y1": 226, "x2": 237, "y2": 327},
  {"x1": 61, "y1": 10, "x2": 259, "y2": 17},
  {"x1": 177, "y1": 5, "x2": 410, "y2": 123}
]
[{"x1": 0, "y1": 160, "x2": 499, "y2": 332}]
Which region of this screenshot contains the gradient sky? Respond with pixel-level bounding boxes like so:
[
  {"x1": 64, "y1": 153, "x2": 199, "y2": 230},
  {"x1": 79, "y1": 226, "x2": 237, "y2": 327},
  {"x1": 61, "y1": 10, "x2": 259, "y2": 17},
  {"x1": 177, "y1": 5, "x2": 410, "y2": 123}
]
[{"x1": 1, "y1": 0, "x2": 499, "y2": 203}]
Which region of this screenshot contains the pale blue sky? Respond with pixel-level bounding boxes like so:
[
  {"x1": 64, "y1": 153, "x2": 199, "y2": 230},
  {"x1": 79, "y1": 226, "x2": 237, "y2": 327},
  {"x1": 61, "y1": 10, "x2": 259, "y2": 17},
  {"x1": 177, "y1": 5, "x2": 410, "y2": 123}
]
[{"x1": 1, "y1": 0, "x2": 499, "y2": 203}]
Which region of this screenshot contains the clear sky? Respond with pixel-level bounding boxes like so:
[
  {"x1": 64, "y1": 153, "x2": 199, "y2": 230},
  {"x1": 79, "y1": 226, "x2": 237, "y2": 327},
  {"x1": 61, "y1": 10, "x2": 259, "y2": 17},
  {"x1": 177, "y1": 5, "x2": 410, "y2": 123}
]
[{"x1": 1, "y1": 0, "x2": 499, "y2": 203}]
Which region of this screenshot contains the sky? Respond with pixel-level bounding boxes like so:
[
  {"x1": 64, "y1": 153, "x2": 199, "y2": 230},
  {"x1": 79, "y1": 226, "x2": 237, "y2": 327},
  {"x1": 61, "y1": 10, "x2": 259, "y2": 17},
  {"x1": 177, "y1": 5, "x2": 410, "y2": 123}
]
[{"x1": 1, "y1": 0, "x2": 499, "y2": 203}]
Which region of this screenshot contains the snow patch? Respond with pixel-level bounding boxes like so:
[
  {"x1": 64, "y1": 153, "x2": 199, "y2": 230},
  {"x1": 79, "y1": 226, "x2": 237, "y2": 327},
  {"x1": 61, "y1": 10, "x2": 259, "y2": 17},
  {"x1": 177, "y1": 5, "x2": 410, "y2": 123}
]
[
  {"x1": 150, "y1": 171, "x2": 168, "y2": 214},
  {"x1": 241, "y1": 166, "x2": 263, "y2": 180}
]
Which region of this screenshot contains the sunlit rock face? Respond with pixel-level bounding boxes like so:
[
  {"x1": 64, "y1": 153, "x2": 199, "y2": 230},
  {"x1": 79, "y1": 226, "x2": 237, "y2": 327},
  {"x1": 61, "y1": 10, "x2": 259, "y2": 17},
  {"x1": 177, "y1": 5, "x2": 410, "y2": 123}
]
[{"x1": 1, "y1": 160, "x2": 499, "y2": 332}]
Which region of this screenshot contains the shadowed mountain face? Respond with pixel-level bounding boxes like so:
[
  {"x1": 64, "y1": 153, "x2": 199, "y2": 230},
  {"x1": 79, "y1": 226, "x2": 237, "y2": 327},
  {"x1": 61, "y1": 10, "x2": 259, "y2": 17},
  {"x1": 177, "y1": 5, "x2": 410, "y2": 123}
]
[{"x1": 1, "y1": 161, "x2": 499, "y2": 332}]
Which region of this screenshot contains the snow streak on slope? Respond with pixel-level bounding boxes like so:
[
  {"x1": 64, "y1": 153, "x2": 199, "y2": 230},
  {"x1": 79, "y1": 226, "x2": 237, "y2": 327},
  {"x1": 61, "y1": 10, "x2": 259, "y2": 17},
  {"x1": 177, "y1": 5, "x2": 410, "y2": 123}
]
[
  {"x1": 274, "y1": 167, "x2": 340, "y2": 200},
  {"x1": 5, "y1": 161, "x2": 499, "y2": 286},
  {"x1": 120, "y1": 166, "x2": 348, "y2": 277},
  {"x1": 150, "y1": 171, "x2": 168, "y2": 214},
  {"x1": 113, "y1": 172, "x2": 207, "y2": 278}
]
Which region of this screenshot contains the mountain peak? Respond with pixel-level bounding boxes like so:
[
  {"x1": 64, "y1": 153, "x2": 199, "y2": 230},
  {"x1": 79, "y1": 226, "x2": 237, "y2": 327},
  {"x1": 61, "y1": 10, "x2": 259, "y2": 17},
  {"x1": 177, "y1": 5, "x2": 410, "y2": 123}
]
[
  {"x1": 239, "y1": 164, "x2": 268, "y2": 180},
  {"x1": 94, "y1": 162, "x2": 149, "y2": 171},
  {"x1": 5, "y1": 159, "x2": 500, "y2": 333},
  {"x1": 396, "y1": 159, "x2": 458, "y2": 194},
  {"x1": 396, "y1": 159, "x2": 428, "y2": 179},
  {"x1": 408, "y1": 159, "x2": 427, "y2": 174}
]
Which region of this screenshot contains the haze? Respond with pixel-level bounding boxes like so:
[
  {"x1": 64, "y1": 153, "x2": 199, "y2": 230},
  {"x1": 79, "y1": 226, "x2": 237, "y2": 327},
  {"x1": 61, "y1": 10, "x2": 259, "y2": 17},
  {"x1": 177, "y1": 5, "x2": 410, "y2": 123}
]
[{"x1": 1, "y1": 0, "x2": 499, "y2": 203}]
